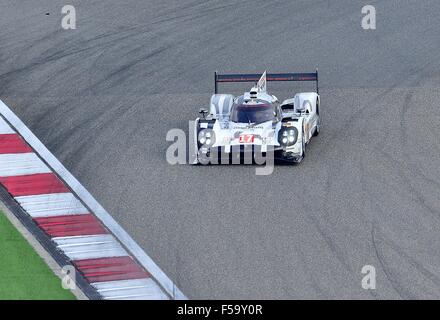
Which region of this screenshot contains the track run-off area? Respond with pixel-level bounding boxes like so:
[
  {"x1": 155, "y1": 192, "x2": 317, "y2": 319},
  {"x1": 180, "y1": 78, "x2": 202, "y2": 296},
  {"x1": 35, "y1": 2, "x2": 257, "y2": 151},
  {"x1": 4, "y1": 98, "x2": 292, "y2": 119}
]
[{"x1": 1, "y1": 0, "x2": 439, "y2": 298}]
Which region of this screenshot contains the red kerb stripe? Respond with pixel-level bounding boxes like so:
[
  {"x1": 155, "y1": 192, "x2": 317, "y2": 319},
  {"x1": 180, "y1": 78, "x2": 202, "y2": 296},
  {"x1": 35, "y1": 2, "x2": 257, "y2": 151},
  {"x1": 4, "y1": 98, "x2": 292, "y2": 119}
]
[
  {"x1": 0, "y1": 134, "x2": 32, "y2": 154},
  {"x1": 34, "y1": 214, "x2": 107, "y2": 237},
  {"x1": 74, "y1": 256, "x2": 149, "y2": 283},
  {"x1": 0, "y1": 173, "x2": 69, "y2": 197}
]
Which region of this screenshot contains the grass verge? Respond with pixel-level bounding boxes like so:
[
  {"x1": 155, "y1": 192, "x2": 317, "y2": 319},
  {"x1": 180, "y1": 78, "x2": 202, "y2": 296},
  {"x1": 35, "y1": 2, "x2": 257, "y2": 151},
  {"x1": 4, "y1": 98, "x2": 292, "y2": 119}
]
[{"x1": 0, "y1": 210, "x2": 75, "y2": 299}]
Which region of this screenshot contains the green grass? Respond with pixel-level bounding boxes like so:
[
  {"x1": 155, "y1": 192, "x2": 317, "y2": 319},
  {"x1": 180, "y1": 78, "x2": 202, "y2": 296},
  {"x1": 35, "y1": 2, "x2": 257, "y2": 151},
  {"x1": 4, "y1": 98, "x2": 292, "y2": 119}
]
[{"x1": 0, "y1": 210, "x2": 76, "y2": 299}]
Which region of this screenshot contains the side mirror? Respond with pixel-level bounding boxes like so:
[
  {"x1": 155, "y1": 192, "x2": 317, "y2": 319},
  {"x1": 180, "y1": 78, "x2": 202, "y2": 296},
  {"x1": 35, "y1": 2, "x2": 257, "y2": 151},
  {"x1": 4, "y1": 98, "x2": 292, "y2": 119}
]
[
  {"x1": 297, "y1": 100, "x2": 311, "y2": 114},
  {"x1": 199, "y1": 108, "x2": 208, "y2": 119},
  {"x1": 295, "y1": 106, "x2": 305, "y2": 113}
]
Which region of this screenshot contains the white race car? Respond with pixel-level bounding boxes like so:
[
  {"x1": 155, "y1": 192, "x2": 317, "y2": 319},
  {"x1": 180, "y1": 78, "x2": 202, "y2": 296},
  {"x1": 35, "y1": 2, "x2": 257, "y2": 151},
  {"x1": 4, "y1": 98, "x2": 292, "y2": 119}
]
[{"x1": 192, "y1": 70, "x2": 321, "y2": 164}]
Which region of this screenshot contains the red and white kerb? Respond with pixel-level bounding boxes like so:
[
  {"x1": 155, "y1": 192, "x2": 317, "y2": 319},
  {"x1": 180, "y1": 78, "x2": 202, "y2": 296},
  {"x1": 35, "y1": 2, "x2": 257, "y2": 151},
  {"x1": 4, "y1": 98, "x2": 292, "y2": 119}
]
[{"x1": 0, "y1": 117, "x2": 168, "y2": 300}]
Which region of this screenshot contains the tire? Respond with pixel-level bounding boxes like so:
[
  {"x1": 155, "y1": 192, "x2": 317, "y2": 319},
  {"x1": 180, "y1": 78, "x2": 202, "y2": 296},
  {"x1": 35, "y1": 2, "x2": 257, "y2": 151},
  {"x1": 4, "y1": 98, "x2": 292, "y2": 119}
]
[
  {"x1": 313, "y1": 100, "x2": 321, "y2": 137},
  {"x1": 294, "y1": 128, "x2": 306, "y2": 164},
  {"x1": 313, "y1": 116, "x2": 320, "y2": 137}
]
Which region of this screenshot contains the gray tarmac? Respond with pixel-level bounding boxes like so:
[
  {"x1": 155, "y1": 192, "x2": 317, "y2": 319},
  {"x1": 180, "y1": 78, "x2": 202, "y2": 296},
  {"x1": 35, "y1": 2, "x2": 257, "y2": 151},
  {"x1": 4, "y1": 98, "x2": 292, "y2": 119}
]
[{"x1": 1, "y1": 0, "x2": 439, "y2": 298}]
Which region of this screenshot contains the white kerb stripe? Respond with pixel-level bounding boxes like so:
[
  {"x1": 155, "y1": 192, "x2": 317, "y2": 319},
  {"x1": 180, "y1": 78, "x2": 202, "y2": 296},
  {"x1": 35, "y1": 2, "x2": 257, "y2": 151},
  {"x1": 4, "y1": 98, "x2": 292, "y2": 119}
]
[
  {"x1": 91, "y1": 278, "x2": 169, "y2": 300},
  {"x1": 53, "y1": 234, "x2": 127, "y2": 260},
  {"x1": 0, "y1": 117, "x2": 14, "y2": 134},
  {"x1": 15, "y1": 193, "x2": 89, "y2": 218},
  {"x1": 0, "y1": 153, "x2": 51, "y2": 177}
]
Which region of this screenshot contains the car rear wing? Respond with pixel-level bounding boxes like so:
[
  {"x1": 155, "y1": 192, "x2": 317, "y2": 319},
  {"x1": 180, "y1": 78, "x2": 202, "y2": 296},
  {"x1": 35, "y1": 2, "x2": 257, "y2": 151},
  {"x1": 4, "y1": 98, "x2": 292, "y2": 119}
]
[{"x1": 214, "y1": 70, "x2": 319, "y2": 94}]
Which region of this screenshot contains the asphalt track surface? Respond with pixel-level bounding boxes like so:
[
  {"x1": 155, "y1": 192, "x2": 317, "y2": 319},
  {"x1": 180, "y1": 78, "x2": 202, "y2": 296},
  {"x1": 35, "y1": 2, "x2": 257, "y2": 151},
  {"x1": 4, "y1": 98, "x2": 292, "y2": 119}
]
[{"x1": 1, "y1": 0, "x2": 440, "y2": 299}]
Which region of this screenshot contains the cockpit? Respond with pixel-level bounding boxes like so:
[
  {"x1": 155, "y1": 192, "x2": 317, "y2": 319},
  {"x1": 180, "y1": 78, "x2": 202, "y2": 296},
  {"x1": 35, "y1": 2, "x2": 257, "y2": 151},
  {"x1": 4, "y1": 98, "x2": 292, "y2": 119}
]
[{"x1": 229, "y1": 99, "x2": 277, "y2": 124}]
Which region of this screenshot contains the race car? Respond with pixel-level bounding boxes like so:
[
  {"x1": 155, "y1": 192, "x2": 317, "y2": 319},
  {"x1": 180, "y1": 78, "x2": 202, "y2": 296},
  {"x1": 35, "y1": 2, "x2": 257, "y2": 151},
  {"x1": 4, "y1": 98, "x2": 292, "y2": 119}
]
[{"x1": 192, "y1": 70, "x2": 321, "y2": 164}]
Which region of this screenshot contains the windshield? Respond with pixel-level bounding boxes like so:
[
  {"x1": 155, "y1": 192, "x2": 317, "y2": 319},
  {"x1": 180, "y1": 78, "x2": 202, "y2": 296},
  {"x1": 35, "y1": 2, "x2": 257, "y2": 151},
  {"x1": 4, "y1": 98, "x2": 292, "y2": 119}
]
[{"x1": 230, "y1": 103, "x2": 276, "y2": 124}]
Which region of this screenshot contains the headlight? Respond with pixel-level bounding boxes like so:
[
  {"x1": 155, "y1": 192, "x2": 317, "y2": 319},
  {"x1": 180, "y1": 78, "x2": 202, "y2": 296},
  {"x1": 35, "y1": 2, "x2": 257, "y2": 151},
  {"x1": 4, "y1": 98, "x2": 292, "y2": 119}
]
[
  {"x1": 278, "y1": 127, "x2": 298, "y2": 146},
  {"x1": 198, "y1": 129, "x2": 215, "y2": 146}
]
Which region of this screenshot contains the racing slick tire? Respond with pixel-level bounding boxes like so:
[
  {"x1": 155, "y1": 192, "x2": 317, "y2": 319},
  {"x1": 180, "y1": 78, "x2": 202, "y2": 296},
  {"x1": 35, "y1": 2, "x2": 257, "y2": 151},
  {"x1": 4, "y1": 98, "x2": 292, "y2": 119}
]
[
  {"x1": 313, "y1": 100, "x2": 321, "y2": 137},
  {"x1": 313, "y1": 116, "x2": 320, "y2": 137},
  {"x1": 293, "y1": 129, "x2": 306, "y2": 164}
]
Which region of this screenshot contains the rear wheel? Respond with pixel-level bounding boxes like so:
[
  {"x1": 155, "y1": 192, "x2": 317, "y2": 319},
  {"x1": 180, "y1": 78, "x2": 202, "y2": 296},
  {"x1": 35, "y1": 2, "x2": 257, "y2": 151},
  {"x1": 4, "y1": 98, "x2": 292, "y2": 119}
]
[{"x1": 313, "y1": 100, "x2": 321, "y2": 137}]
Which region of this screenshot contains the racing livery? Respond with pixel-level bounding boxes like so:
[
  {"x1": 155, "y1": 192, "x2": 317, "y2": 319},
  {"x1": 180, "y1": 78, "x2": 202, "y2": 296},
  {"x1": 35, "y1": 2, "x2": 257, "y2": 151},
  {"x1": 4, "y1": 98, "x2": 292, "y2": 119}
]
[{"x1": 192, "y1": 70, "x2": 321, "y2": 164}]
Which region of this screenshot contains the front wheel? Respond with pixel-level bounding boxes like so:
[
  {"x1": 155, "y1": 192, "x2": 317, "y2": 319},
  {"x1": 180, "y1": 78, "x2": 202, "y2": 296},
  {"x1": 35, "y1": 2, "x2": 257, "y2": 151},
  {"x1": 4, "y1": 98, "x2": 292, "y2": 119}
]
[
  {"x1": 313, "y1": 115, "x2": 321, "y2": 137},
  {"x1": 294, "y1": 131, "x2": 306, "y2": 164}
]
